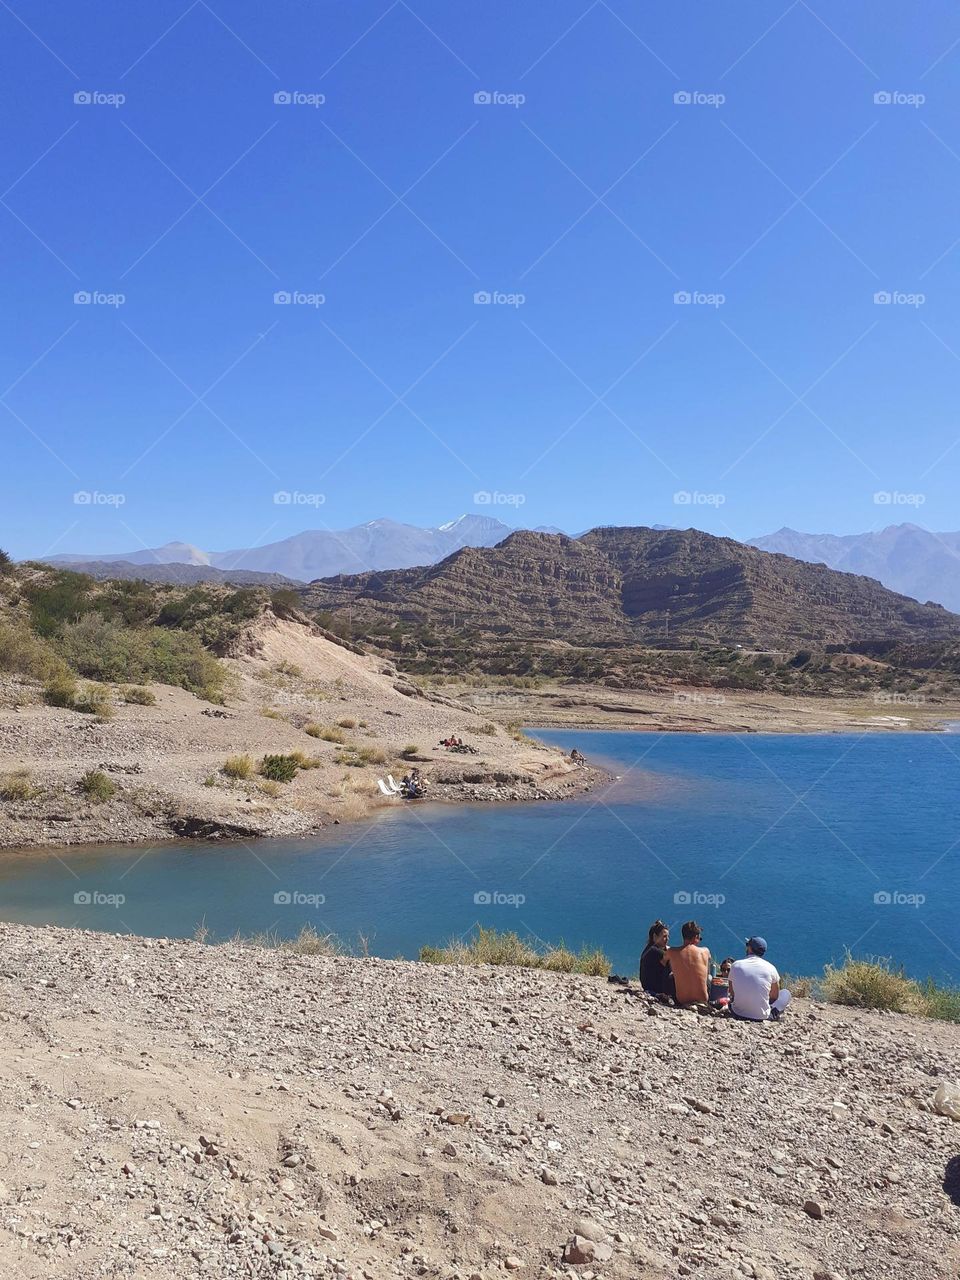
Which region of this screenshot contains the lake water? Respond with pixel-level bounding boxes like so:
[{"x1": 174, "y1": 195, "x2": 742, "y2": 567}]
[{"x1": 1, "y1": 729, "x2": 958, "y2": 983}]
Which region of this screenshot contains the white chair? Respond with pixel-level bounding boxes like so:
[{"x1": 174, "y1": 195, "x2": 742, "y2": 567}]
[
  {"x1": 377, "y1": 779, "x2": 396, "y2": 797},
  {"x1": 387, "y1": 775, "x2": 404, "y2": 793}
]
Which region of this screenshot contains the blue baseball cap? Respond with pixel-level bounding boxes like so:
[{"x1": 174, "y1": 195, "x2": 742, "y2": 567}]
[{"x1": 745, "y1": 936, "x2": 767, "y2": 955}]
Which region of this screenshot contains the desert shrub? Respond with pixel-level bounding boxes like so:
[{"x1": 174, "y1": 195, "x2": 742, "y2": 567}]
[
  {"x1": 918, "y1": 979, "x2": 960, "y2": 1023},
  {"x1": 259, "y1": 779, "x2": 282, "y2": 798},
  {"x1": 478, "y1": 722, "x2": 498, "y2": 736},
  {"x1": 223, "y1": 754, "x2": 254, "y2": 780},
  {"x1": 122, "y1": 685, "x2": 156, "y2": 706},
  {"x1": 260, "y1": 707, "x2": 285, "y2": 720},
  {"x1": 202, "y1": 775, "x2": 218, "y2": 788},
  {"x1": 146, "y1": 628, "x2": 228, "y2": 701},
  {"x1": 25, "y1": 570, "x2": 95, "y2": 637},
  {"x1": 400, "y1": 744, "x2": 419, "y2": 759},
  {"x1": 259, "y1": 754, "x2": 299, "y2": 783},
  {"x1": 57, "y1": 614, "x2": 149, "y2": 683},
  {"x1": 240, "y1": 924, "x2": 341, "y2": 955},
  {"x1": 0, "y1": 769, "x2": 38, "y2": 801},
  {"x1": 79, "y1": 769, "x2": 116, "y2": 802},
  {"x1": 270, "y1": 588, "x2": 302, "y2": 620},
  {"x1": 0, "y1": 549, "x2": 12, "y2": 574},
  {"x1": 419, "y1": 927, "x2": 612, "y2": 976},
  {"x1": 288, "y1": 750, "x2": 321, "y2": 770},
  {"x1": 820, "y1": 954, "x2": 922, "y2": 1014},
  {"x1": 336, "y1": 717, "x2": 356, "y2": 729},
  {"x1": 0, "y1": 621, "x2": 69, "y2": 683},
  {"x1": 317, "y1": 727, "x2": 346, "y2": 744},
  {"x1": 304, "y1": 723, "x2": 322, "y2": 738},
  {"x1": 44, "y1": 674, "x2": 78, "y2": 707},
  {"x1": 274, "y1": 659, "x2": 302, "y2": 677},
  {"x1": 74, "y1": 683, "x2": 114, "y2": 719}
]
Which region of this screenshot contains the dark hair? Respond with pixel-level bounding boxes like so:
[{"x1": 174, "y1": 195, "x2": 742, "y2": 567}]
[
  {"x1": 681, "y1": 920, "x2": 702, "y2": 942},
  {"x1": 720, "y1": 956, "x2": 734, "y2": 968},
  {"x1": 647, "y1": 919, "x2": 667, "y2": 946}
]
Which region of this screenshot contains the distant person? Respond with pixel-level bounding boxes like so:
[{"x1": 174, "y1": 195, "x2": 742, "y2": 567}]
[
  {"x1": 665, "y1": 920, "x2": 711, "y2": 1006},
  {"x1": 709, "y1": 956, "x2": 734, "y2": 1006},
  {"x1": 640, "y1": 920, "x2": 674, "y2": 999},
  {"x1": 728, "y1": 937, "x2": 792, "y2": 1022}
]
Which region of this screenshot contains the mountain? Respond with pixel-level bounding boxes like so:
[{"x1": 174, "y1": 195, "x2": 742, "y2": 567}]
[
  {"x1": 301, "y1": 526, "x2": 960, "y2": 647},
  {"x1": 50, "y1": 540, "x2": 212, "y2": 567},
  {"x1": 43, "y1": 561, "x2": 297, "y2": 587},
  {"x1": 749, "y1": 524, "x2": 960, "y2": 613},
  {"x1": 43, "y1": 516, "x2": 539, "y2": 581}
]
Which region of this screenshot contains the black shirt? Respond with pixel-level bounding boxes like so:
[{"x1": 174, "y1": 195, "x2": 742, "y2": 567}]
[{"x1": 640, "y1": 943, "x2": 673, "y2": 996}]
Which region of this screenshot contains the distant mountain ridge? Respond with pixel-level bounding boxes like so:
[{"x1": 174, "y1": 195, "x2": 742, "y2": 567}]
[
  {"x1": 749, "y1": 523, "x2": 960, "y2": 612},
  {"x1": 43, "y1": 516, "x2": 563, "y2": 582},
  {"x1": 302, "y1": 525, "x2": 960, "y2": 648}
]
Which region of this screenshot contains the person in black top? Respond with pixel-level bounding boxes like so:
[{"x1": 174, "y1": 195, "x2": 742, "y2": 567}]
[{"x1": 640, "y1": 920, "x2": 674, "y2": 998}]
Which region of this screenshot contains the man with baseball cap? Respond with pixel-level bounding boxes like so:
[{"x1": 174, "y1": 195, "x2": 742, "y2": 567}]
[{"x1": 728, "y1": 936, "x2": 792, "y2": 1022}]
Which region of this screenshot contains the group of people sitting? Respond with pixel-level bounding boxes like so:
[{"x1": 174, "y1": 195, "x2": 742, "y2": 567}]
[
  {"x1": 639, "y1": 919, "x2": 791, "y2": 1022},
  {"x1": 400, "y1": 768, "x2": 427, "y2": 799},
  {"x1": 436, "y1": 736, "x2": 479, "y2": 754}
]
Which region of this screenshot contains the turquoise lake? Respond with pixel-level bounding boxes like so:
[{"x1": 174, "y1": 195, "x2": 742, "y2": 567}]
[{"x1": 2, "y1": 729, "x2": 958, "y2": 983}]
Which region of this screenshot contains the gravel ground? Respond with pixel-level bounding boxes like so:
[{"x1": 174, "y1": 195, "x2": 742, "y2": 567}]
[{"x1": 0, "y1": 923, "x2": 958, "y2": 1279}]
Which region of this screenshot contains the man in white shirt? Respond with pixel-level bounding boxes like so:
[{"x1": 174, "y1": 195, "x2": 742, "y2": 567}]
[{"x1": 728, "y1": 936, "x2": 792, "y2": 1022}]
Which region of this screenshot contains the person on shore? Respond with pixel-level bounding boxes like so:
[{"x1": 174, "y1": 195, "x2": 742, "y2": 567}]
[
  {"x1": 640, "y1": 920, "x2": 674, "y2": 999},
  {"x1": 709, "y1": 956, "x2": 734, "y2": 1006},
  {"x1": 728, "y1": 936, "x2": 792, "y2": 1021},
  {"x1": 664, "y1": 920, "x2": 711, "y2": 1006}
]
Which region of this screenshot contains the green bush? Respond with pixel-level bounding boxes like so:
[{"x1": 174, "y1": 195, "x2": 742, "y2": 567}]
[
  {"x1": 222, "y1": 754, "x2": 254, "y2": 780},
  {"x1": 122, "y1": 685, "x2": 156, "y2": 706},
  {"x1": 821, "y1": 954, "x2": 924, "y2": 1014},
  {"x1": 0, "y1": 621, "x2": 70, "y2": 682},
  {"x1": 44, "y1": 674, "x2": 78, "y2": 708},
  {"x1": 79, "y1": 770, "x2": 116, "y2": 802},
  {"x1": 259, "y1": 754, "x2": 299, "y2": 783},
  {"x1": 74, "y1": 683, "x2": 114, "y2": 719}
]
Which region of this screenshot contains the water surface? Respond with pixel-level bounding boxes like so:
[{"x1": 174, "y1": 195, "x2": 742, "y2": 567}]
[{"x1": 1, "y1": 729, "x2": 957, "y2": 982}]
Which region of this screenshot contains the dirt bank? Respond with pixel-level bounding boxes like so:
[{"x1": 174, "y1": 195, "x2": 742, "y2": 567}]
[{"x1": 0, "y1": 923, "x2": 957, "y2": 1279}]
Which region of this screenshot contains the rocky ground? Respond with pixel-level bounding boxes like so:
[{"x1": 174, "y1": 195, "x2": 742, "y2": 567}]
[
  {"x1": 0, "y1": 923, "x2": 958, "y2": 1280},
  {"x1": 0, "y1": 616, "x2": 602, "y2": 850}
]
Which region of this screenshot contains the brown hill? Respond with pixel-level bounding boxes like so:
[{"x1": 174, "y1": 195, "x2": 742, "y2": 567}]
[{"x1": 302, "y1": 526, "x2": 960, "y2": 648}]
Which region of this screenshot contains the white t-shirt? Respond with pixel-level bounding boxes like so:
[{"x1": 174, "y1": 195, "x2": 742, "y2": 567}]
[{"x1": 729, "y1": 955, "x2": 779, "y2": 1021}]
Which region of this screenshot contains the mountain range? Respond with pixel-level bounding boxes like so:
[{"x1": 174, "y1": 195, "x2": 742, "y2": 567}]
[
  {"x1": 44, "y1": 516, "x2": 562, "y2": 583},
  {"x1": 748, "y1": 523, "x2": 960, "y2": 613},
  {"x1": 302, "y1": 526, "x2": 959, "y2": 648}
]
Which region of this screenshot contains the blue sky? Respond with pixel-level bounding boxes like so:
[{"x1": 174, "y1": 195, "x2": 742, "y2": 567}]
[{"x1": 3, "y1": 0, "x2": 960, "y2": 558}]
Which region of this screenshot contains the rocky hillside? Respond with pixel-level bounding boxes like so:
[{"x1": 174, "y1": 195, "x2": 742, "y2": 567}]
[
  {"x1": 303, "y1": 527, "x2": 960, "y2": 648},
  {"x1": 0, "y1": 922, "x2": 957, "y2": 1280}
]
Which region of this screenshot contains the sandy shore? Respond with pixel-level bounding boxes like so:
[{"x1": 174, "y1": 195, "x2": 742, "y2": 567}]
[{"x1": 453, "y1": 681, "x2": 960, "y2": 735}]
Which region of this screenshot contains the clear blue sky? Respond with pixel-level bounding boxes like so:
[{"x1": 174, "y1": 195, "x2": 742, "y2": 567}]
[{"x1": 3, "y1": 0, "x2": 960, "y2": 558}]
